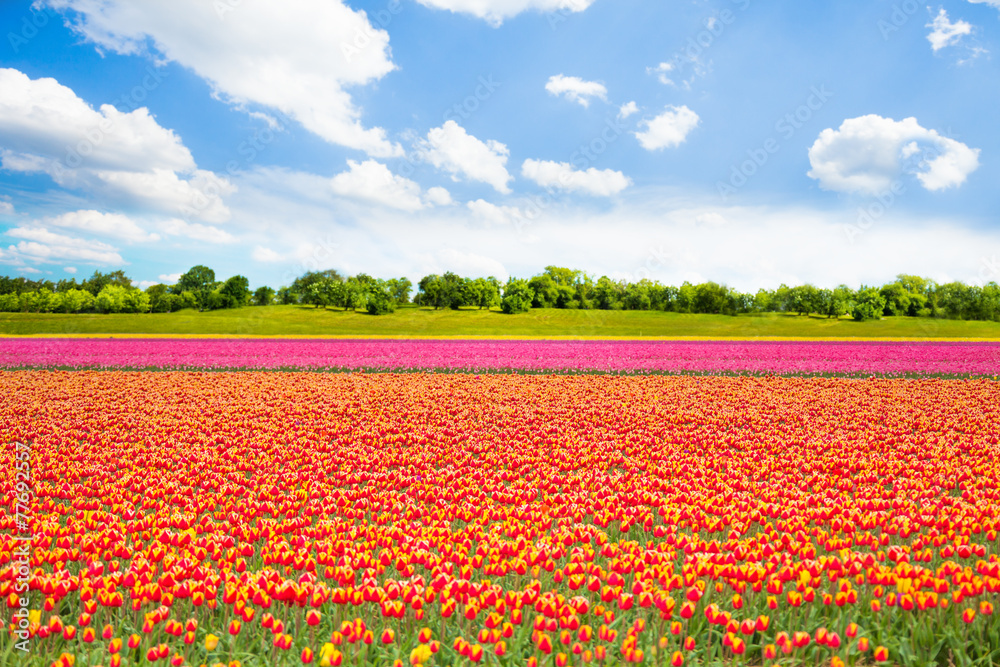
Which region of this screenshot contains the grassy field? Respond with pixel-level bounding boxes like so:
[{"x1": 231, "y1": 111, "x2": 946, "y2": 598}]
[{"x1": 1, "y1": 305, "x2": 999, "y2": 339}]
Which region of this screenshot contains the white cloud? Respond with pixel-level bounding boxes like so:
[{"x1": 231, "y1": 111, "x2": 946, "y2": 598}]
[
  {"x1": 417, "y1": 121, "x2": 513, "y2": 193},
  {"x1": 96, "y1": 169, "x2": 235, "y2": 223},
  {"x1": 252, "y1": 246, "x2": 285, "y2": 263},
  {"x1": 927, "y1": 9, "x2": 972, "y2": 51},
  {"x1": 159, "y1": 273, "x2": 181, "y2": 284},
  {"x1": 330, "y1": 160, "x2": 427, "y2": 212},
  {"x1": 0, "y1": 68, "x2": 193, "y2": 172},
  {"x1": 635, "y1": 105, "x2": 700, "y2": 151},
  {"x1": 618, "y1": 102, "x2": 639, "y2": 120},
  {"x1": 0, "y1": 68, "x2": 232, "y2": 222},
  {"x1": 425, "y1": 186, "x2": 454, "y2": 207},
  {"x1": 43, "y1": 0, "x2": 401, "y2": 157},
  {"x1": 466, "y1": 199, "x2": 528, "y2": 226},
  {"x1": 412, "y1": 0, "x2": 597, "y2": 27},
  {"x1": 968, "y1": 0, "x2": 1000, "y2": 9},
  {"x1": 218, "y1": 166, "x2": 1000, "y2": 293},
  {"x1": 807, "y1": 115, "x2": 980, "y2": 194},
  {"x1": 64, "y1": 266, "x2": 77, "y2": 274},
  {"x1": 647, "y1": 62, "x2": 676, "y2": 86},
  {"x1": 3, "y1": 226, "x2": 124, "y2": 264},
  {"x1": 434, "y1": 248, "x2": 509, "y2": 281},
  {"x1": 43, "y1": 210, "x2": 160, "y2": 242},
  {"x1": 0, "y1": 199, "x2": 13, "y2": 216},
  {"x1": 521, "y1": 159, "x2": 631, "y2": 196},
  {"x1": 693, "y1": 212, "x2": 728, "y2": 227},
  {"x1": 159, "y1": 219, "x2": 235, "y2": 244},
  {"x1": 544, "y1": 74, "x2": 608, "y2": 108}
]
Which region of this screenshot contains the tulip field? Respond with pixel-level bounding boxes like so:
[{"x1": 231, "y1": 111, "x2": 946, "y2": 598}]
[{"x1": 3, "y1": 340, "x2": 1000, "y2": 667}]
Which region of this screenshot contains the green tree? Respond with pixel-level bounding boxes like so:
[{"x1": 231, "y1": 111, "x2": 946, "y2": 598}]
[
  {"x1": 468, "y1": 277, "x2": 501, "y2": 310},
  {"x1": 825, "y1": 285, "x2": 854, "y2": 319},
  {"x1": 95, "y1": 285, "x2": 129, "y2": 313},
  {"x1": 386, "y1": 278, "x2": 413, "y2": 305},
  {"x1": 852, "y1": 287, "x2": 886, "y2": 322},
  {"x1": 82, "y1": 270, "x2": 132, "y2": 296},
  {"x1": 528, "y1": 274, "x2": 559, "y2": 308},
  {"x1": 55, "y1": 289, "x2": 95, "y2": 313},
  {"x1": 366, "y1": 280, "x2": 397, "y2": 315},
  {"x1": 172, "y1": 265, "x2": 216, "y2": 309},
  {"x1": 252, "y1": 286, "x2": 275, "y2": 306},
  {"x1": 275, "y1": 286, "x2": 296, "y2": 305},
  {"x1": 501, "y1": 278, "x2": 534, "y2": 314},
  {"x1": 342, "y1": 277, "x2": 368, "y2": 311},
  {"x1": 623, "y1": 281, "x2": 652, "y2": 311},
  {"x1": 593, "y1": 276, "x2": 624, "y2": 310},
  {"x1": 290, "y1": 270, "x2": 343, "y2": 303},
  {"x1": 217, "y1": 275, "x2": 250, "y2": 309},
  {"x1": 122, "y1": 288, "x2": 150, "y2": 313}
]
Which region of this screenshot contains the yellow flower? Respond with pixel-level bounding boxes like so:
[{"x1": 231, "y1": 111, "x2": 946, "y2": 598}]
[
  {"x1": 410, "y1": 645, "x2": 433, "y2": 665},
  {"x1": 205, "y1": 634, "x2": 220, "y2": 651}
]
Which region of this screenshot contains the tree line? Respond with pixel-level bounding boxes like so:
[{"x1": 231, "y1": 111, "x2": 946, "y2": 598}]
[{"x1": 1, "y1": 266, "x2": 998, "y2": 322}]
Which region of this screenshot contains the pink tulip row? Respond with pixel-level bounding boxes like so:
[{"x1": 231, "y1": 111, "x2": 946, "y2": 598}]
[{"x1": 2, "y1": 338, "x2": 999, "y2": 375}]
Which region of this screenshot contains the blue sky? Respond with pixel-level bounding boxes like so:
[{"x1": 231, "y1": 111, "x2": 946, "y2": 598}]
[{"x1": 0, "y1": 0, "x2": 998, "y2": 291}]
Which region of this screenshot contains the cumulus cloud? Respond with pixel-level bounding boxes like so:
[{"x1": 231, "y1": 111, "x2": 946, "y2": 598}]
[
  {"x1": 432, "y1": 248, "x2": 508, "y2": 281},
  {"x1": 0, "y1": 68, "x2": 193, "y2": 172},
  {"x1": 466, "y1": 199, "x2": 529, "y2": 226},
  {"x1": 252, "y1": 247, "x2": 285, "y2": 263},
  {"x1": 0, "y1": 199, "x2": 13, "y2": 216},
  {"x1": 545, "y1": 74, "x2": 608, "y2": 108},
  {"x1": 807, "y1": 115, "x2": 980, "y2": 194},
  {"x1": 635, "y1": 105, "x2": 700, "y2": 151},
  {"x1": 42, "y1": 0, "x2": 401, "y2": 156},
  {"x1": 927, "y1": 9, "x2": 972, "y2": 51},
  {"x1": 521, "y1": 159, "x2": 631, "y2": 196},
  {"x1": 647, "y1": 62, "x2": 676, "y2": 86},
  {"x1": 0, "y1": 68, "x2": 232, "y2": 222},
  {"x1": 968, "y1": 0, "x2": 1000, "y2": 9},
  {"x1": 417, "y1": 121, "x2": 513, "y2": 193},
  {"x1": 425, "y1": 186, "x2": 454, "y2": 207},
  {"x1": 3, "y1": 226, "x2": 125, "y2": 264},
  {"x1": 618, "y1": 102, "x2": 639, "y2": 120},
  {"x1": 159, "y1": 219, "x2": 235, "y2": 244},
  {"x1": 43, "y1": 210, "x2": 160, "y2": 242},
  {"x1": 330, "y1": 160, "x2": 427, "y2": 212},
  {"x1": 412, "y1": 0, "x2": 597, "y2": 27}
]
